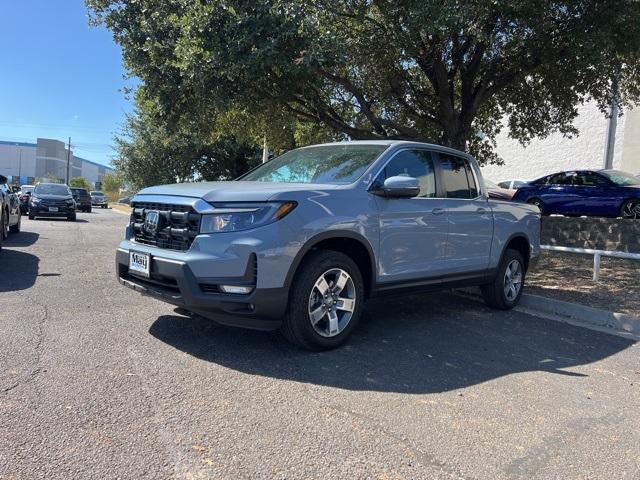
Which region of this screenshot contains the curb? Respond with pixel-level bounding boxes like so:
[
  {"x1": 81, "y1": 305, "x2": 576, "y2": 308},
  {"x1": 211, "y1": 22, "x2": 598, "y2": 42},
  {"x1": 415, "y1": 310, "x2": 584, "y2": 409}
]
[{"x1": 458, "y1": 288, "x2": 640, "y2": 337}]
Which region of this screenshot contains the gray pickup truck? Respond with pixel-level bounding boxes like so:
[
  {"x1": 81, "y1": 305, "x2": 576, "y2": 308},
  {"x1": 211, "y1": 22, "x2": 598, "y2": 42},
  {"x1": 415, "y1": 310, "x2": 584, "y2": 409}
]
[{"x1": 117, "y1": 141, "x2": 540, "y2": 350}]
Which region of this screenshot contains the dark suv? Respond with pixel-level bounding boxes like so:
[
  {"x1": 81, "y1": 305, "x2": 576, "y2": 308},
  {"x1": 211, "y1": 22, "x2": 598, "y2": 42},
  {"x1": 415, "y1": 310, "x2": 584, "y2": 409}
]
[
  {"x1": 29, "y1": 183, "x2": 76, "y2": 221},
  {"x1": 70, "y1": 188, "x2": 92, "y2": 213}
]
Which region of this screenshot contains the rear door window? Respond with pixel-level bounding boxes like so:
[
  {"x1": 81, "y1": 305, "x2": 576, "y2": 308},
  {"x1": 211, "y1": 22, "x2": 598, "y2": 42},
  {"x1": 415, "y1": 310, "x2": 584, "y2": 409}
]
[{"x1": 439, "y1": 154, "x2": 478, "y2": 199}]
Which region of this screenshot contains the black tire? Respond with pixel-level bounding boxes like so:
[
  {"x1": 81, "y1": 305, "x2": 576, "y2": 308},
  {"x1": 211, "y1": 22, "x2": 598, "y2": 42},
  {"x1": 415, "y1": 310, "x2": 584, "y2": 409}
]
[
  {"x1": 620, "y1": 199, "x2": 640, "y2": 219},
  {"x1": 87, "y1": 206, "x2": 92, "y2": 213},
  {"x1": 280, "y1": 250, "x2": 365, "y2": 351},
  {"x1": 28, "y1": 213, "x2": 35, "y2": 220},
  {"x1": 67, "y1": 213, "x2": 77, "y2": 222},
  {"x1": 1, "y1": 210, "x2": 8, "y2": 240},
  {"x1": 481, "y1": 248, "x2": 526, "y2": 310},
  {"x1": 527, "y1": 198, "x2": 545, "y2": 215},
  {"x1": 0, "y1": 211, "x2": 4, "y2": 250},
  {"x1": 9, "y1": 211, "x2": 21, "y2": 233}
]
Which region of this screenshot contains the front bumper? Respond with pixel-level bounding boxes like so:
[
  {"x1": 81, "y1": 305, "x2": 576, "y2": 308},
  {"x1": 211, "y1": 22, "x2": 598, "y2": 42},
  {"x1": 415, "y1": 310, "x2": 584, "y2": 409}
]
[
  {"x1": 116, "y1": 246, "x2": 288, "y2": 331},
  {"x1": 30, "y1": 204, "x2": 75, "y2": 216}
]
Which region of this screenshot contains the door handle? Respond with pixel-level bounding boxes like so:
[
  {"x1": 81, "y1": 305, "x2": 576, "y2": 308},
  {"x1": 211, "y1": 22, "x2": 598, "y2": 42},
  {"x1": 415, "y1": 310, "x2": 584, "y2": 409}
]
[
  {"x1": 476, "y1": 207, "x2": 488, "y2": 214},
  {"x1": 431, "y1": 207, "x2": 445, "y2": 215}
]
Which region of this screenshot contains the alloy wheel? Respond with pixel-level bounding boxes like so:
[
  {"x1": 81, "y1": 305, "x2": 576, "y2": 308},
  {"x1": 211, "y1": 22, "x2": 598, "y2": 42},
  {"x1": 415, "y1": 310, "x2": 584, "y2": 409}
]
[
  {"x1": 503, "y1": 259, "x2": 523, "y2": 301},
  {"x1": 622, "y1": 200, "x2": 640, "y2": 219},
  {"x1": 308, "y1": 268, "x2": 356, "y2": 338}
]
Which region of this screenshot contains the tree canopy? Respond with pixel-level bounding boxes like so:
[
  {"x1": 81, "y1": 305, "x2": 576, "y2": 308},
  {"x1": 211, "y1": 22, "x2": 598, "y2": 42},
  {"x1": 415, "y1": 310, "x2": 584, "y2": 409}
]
[
  {"x1": 89, "y1": 0, "x2": 640, "y2": 167},
  {"x1": 69, "y1": 176, "x2": 91, "y2": 190}
]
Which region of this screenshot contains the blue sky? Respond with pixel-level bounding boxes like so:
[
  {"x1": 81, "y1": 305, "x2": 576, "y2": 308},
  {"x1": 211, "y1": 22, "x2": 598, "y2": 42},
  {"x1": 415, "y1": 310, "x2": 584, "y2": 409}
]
[{"x1": 0, "y1": 0, "x2": 136, "y2": 167}]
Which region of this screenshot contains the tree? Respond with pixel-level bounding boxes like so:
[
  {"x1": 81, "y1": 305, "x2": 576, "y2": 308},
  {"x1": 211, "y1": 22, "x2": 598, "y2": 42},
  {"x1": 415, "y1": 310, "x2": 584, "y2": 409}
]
[
  {"x1": 88, "y1": 0, "x2": 640, "y2": 163},
  {"x1": 69, "y1": 176, "x2": 91, "y2": 190},
  {"x1": 112, "y1": 97, "x2": 263, "y2": 189},
  {"x1": 101, "y1": 172, "x2": 123, "y2": 193}
]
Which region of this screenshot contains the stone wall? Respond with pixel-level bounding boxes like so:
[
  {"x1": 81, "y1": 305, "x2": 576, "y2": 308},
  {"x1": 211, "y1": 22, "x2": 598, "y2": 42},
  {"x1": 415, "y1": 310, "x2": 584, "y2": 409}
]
[{"x1": 541, "y1": 217, "x2": 640, "y2": 253}]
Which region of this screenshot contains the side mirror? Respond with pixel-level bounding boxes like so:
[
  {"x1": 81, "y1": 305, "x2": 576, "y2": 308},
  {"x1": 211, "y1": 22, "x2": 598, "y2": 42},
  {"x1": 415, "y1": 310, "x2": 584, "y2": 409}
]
[{"x1": 372, "y1": 175, "x2": 420, "y2": 198}]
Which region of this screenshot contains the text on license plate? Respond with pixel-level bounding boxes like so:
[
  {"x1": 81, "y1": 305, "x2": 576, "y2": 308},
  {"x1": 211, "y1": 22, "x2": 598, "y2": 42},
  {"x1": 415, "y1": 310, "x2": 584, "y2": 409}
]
[{"x1": 129, "y1": 251, "x2": 150, "y2": 277}]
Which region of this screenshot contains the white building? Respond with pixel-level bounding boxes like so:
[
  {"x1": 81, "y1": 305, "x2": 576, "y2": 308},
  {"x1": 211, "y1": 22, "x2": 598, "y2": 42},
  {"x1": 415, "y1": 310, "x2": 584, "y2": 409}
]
[
  {"x1": 482, "y1": 102, "x2": 640, "y2": 183},
  {"x1": 0, "y1": 137, "x2": 113, "y2": 187}
]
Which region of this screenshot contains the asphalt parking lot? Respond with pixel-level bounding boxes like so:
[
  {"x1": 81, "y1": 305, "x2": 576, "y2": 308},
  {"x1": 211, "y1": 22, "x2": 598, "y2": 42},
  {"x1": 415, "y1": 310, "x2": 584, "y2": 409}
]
[{"x1": 1, "y1": 208, "x2": 639, "y2": 480}]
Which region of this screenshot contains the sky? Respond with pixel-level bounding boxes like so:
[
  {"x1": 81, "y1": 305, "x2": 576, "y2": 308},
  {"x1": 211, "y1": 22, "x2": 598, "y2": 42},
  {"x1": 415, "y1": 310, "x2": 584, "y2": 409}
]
[{"x1": 0, "y1": 0, "x2": 136, "y2": 167}]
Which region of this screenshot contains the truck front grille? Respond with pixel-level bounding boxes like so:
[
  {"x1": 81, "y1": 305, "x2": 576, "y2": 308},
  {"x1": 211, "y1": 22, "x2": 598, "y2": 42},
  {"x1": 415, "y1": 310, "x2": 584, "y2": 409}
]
[{"x1": 131, "y1": 202, "x2": 201, "y2": 251}]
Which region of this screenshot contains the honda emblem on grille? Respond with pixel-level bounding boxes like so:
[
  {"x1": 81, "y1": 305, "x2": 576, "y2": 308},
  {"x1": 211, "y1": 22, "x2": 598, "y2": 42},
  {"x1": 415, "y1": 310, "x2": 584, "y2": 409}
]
[{"x1": 144, "y1": 210, "x2": 161, "y2": 234}]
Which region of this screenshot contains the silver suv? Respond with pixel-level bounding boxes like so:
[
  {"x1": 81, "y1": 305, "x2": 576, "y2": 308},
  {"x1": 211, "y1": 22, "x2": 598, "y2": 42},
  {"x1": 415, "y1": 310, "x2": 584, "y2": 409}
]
[{"x1": 117, "y1": 141, "x2": 540, "y2": 350}]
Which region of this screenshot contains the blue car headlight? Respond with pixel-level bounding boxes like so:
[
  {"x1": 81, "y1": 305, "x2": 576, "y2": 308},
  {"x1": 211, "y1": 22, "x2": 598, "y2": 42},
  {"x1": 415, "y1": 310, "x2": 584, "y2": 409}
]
[
  {"x1": 199, "y1": 202, "x2": 296, "y2": 234},
  {"x1": 30, "y1": 196, "x2": 41, "y2": 205}
]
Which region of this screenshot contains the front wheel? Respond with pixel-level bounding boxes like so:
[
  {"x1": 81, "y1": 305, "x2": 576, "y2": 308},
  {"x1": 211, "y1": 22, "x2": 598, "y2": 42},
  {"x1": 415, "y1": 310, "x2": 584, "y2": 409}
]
[
  {"x1": 621, "y1": 199, "x2": 640, "y2": 219},
  {"x1": 481, "y1": 248, "x2": 526, "y2": 310},
  {"x1": 67, "y1": 213, "x2": 76, "y2": 222},
  {"x1": 9, "y1": 211, "x2": 21, "y2": 233},
  {"x1": 527, "y1": 198, "x2": 545, "y2": 215},
  {"x1": 281, "y1": 250, "x2": 364, "y2": 350}
]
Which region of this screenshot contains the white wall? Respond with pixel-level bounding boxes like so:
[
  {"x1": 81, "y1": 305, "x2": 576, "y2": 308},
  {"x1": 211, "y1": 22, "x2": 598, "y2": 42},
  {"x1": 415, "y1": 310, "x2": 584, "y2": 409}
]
[
  {"x1": 481, "y1": 102, "x2": 626, "y2": 183},
  {"x1": 0, "y1": 144, "x2": 37, "y2": 179}
]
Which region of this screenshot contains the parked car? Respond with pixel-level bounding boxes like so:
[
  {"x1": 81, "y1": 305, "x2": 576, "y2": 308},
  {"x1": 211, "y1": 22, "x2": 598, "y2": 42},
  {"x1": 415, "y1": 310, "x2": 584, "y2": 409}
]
[
  {"x1": 485, "y1": 179, "x2": 516, "y2": 201},
  {"x1": 29, "y1": 183, "x2": 76, "y2": 221},
  {"x1": 512, "y1": 169, "x2": 640, "y2": 218},
  {"x1": 497, "y1": 179, "x2": 528, "y2": 190},
  {"x1": 18, "y1": 184, "x2": 35, "y2": 214},
  {"x1": 90, "y1": 191, "x2": 108, "y2": 208},
  {"x1": 116, "y1": 141, "x2": 541, "y2": 350},
  {"x1": 0, "y1": 175, "x2": 22, "y2": 249},
  {"x1": 70, "y1": 187, "x2": 92, "y2": 212},
  {"x1": 118, "y1": 195, "x2": 133, "y2": 205}
]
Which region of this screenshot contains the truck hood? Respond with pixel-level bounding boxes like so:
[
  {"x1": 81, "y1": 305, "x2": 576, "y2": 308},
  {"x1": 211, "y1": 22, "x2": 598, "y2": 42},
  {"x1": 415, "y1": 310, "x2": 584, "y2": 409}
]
[{"x1": 135, "y1": 181, "x2": 343, "y2": 203}]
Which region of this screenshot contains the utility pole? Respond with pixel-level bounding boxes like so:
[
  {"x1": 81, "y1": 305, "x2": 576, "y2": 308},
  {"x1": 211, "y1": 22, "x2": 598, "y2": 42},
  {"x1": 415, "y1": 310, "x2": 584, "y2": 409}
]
[
  {"x1": 66, "y1": 136, "x2": 71, "y2": 184},
  {"x1": 18, "y1": 148, "x2": 22, "y2": 179}
]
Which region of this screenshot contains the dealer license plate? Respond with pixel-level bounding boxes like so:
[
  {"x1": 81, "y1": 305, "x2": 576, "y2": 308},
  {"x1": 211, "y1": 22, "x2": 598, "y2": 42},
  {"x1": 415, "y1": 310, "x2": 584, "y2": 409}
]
[{"x1": 129, "y1": 251, "x2": 150, "y2": 277}]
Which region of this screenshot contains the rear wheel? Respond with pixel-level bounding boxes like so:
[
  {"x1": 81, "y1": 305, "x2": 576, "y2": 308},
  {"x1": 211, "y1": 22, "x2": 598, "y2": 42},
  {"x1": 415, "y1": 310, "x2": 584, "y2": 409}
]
[
  {"x1": 9, "y1": 211, "x2": 21, "y2": 233},
  {"x1": 481, "y1": 248, "x2": 526, "y2": 310},
  {"x1": 621, "y1": 199, "x2": 640, "y2": 219},
  {"x1": 281, "y1": 250, "x2": 364, "y2": 350},
  {"x1": 67, "y1": 213, "x2": 76, "y2": 222},
  {"x1": 1, "y1": 210, "x2": 8, "y2": 240},
  {"x1": 28, "y1": 212, "x2": 35, "y2": 220},
  {"x1": 0, "y1": 211, "x2": 4, "y2": 250},
  {"x1": 87, "y1": 206, "x2": 92, "y2": 213},
  {"x1": 527, "y1": 198, "x2": 545, "y2": 215}
]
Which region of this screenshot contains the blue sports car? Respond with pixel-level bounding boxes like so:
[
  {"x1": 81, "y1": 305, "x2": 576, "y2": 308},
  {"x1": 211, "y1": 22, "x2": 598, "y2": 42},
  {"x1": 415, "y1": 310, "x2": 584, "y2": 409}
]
[{"x1": 512, "y1": 169, "x2": 640, "y2": 219}]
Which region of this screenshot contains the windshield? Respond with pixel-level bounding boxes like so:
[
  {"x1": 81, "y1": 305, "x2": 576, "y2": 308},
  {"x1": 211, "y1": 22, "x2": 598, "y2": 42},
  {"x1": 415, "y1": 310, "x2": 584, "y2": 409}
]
[
  {"x1": 91, "y1": 191, "x2": 104, "y2": 196},
  {"x1": 71, "y1": 188, "x2": 88, "y2": 195},
  {"x1": 241, "y1": 144, "x2": 388, "y2": 184},
  {"x1": 34, "y1": 184, "x2": 71, "y2": 196},
  {"x1": 600, "y1": 170, "x2": 640, "y2": 186}
]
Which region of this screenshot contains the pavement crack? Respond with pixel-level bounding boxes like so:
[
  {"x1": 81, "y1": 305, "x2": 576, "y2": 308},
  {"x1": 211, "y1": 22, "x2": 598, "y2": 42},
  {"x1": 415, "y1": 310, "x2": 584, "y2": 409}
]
[
  {"x1": 2, "y1": 303, "x2": 48, "y2": 395},
  {"x1": 301, "y1": 387, "x2": 474, "y2": 480}
]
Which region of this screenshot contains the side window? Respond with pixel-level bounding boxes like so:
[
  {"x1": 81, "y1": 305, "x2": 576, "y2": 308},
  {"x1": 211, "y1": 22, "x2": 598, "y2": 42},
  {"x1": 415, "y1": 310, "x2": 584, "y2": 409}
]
[
  {"x1": 575, "y1": 172, "x2": 610, "y2": 187},
  {"x1": 439, "y1": 154, "x2": 477, "y2": 199},
  {"x1": 548, "y1": 173, "x2": 572, "y2": 185},
  {"x1": 381, "y1": 150, "x2": 437, "y2": 198}
]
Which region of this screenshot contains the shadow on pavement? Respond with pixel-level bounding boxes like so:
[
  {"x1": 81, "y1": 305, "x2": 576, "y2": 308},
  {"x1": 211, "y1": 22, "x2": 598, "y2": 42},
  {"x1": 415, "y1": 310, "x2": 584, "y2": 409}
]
[
  {"x1": 5, "y1": 231, "x2": 39, "y2": 247},
  {"x1": 149, "y1": 293, "x2": 636, "y2": 394},
  {"x1": 0, "y1": 249, "x2": 39, "y2": 292}
]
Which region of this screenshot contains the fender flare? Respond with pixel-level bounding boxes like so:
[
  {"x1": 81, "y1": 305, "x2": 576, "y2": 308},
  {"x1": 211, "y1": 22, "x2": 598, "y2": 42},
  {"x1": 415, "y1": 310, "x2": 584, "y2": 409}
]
[{"x1": 283, "y1": 230, "x2": 377, "y2": 291}]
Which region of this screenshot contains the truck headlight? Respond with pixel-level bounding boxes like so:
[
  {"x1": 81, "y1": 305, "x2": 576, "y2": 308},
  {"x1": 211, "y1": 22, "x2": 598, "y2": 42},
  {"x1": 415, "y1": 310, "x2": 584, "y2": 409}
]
[{"x1": 200, "y1": 202, "x2": 296, "y2": 234}]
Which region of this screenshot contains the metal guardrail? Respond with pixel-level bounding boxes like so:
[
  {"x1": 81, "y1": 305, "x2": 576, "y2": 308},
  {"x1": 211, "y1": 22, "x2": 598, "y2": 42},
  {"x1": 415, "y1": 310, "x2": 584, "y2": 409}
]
[{"x1": 541, "y1": 245, "x2": 640, "y2": 281}]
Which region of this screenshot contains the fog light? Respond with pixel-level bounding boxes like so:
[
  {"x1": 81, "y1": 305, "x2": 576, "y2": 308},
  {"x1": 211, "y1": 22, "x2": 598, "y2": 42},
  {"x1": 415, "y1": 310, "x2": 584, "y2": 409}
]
[{"x1": 219, "y1": 285, "x2": 254, "y2": 294}]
